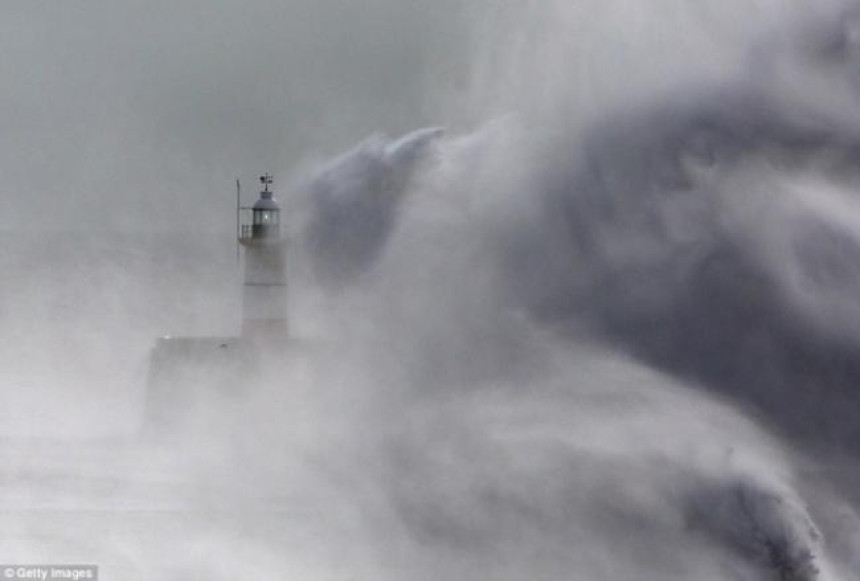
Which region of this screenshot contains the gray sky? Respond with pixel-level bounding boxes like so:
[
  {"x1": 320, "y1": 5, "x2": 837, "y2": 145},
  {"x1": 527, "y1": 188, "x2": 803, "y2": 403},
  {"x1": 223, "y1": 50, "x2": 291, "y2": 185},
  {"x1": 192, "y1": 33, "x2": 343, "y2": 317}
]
[{"x1": 0, "y1": 0, "x2": 470, "y2": 231}]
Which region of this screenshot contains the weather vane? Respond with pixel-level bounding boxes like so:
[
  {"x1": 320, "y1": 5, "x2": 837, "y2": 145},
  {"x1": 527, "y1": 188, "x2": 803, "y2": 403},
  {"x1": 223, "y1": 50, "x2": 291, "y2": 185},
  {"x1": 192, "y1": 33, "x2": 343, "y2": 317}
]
[{"x1": 260, "y1": 172, "x2": 273, "y2": 192}]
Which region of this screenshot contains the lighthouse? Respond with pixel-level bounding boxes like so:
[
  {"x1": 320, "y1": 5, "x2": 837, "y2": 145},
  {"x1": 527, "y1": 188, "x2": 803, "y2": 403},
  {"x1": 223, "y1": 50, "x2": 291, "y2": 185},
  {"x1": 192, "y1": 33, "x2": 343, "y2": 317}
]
[
  {"x1": 239, "y1": 173, "x2": 288, "y2": 341},
  {"x1": 145, "y1": 173, "x2": 290, "y2": 430},
  {"x1": 145, "y1": 128, "x2": 442, "y2": 432}
]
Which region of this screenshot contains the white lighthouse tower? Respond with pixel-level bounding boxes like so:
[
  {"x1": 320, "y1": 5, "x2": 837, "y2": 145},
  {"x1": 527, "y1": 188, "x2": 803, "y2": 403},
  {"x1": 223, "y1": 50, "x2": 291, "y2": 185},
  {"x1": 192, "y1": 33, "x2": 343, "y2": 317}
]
[{"x1": 239, "y1": 173, "x2": 288, "y2": 341}]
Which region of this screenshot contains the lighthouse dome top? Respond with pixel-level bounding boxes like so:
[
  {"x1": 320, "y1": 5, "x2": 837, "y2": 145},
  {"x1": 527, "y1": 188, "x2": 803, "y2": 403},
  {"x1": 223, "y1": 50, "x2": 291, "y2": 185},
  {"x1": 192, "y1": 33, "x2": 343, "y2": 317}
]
[
  {"x1": 253, "y1": 172, "x2": 280, "y2": 210},
  {"x1": 253, "y1": 196, "x2": 280, "y2": 211}
]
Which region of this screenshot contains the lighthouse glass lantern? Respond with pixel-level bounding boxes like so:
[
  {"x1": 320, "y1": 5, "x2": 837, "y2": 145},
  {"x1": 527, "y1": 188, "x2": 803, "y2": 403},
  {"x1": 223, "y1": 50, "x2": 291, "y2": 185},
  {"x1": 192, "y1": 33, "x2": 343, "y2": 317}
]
[{"x1": 251, "y1": 173, "x2": 280, "y2": 240}]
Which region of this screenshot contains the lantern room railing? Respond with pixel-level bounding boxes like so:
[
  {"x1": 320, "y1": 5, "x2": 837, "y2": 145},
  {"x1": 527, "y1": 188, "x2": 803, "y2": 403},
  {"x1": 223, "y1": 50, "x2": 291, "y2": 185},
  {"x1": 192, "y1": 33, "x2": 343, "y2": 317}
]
[
  {"x1": 238, "y1": 207, "x2": 256, "y2": 241},
  {"x1": 238, "y1": 207, "x2": 281, "y2": 241}
]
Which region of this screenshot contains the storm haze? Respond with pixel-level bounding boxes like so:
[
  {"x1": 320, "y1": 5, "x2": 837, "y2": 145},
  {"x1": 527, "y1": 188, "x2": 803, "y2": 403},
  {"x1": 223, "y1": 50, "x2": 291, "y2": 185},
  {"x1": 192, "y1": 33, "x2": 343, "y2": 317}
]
[
  {"x1": 4, "y1": 1, "x2": 860, "y2": 580},
  {"x1": 0, "y1": 0, "x2": 468, "y2": 230}
]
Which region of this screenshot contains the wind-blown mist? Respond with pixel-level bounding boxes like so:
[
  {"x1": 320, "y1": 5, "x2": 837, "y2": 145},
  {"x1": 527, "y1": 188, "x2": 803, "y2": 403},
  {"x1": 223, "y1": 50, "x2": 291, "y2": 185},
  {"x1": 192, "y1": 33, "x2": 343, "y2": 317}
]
[
  {"x1": 7, "y1": 1, "x2": 860, "y2": 580},
  {"x1": 282, "y1": 3, "x2": 860, "y2": 578},
  {"x1": 303, "y1": 127, "x2": 444, "y2": 286}
]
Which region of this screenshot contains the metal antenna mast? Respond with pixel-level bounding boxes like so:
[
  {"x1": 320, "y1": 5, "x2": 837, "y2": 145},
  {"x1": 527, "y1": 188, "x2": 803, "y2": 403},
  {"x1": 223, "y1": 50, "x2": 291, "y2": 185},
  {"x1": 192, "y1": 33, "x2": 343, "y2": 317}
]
[{"x1": 236, "y1": 178, "x2": 241, "y2": 265}]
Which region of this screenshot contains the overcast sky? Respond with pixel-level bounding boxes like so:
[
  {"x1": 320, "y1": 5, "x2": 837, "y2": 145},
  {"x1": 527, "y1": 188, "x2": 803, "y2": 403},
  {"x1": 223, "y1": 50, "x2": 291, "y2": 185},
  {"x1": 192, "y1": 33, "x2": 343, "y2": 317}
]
[
  {"x1": 0, "y1": 0, "x2": 471, "y2": 232},
  {"x1": 1, "y1": 0, "x2": 833, "y2": 234}
]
